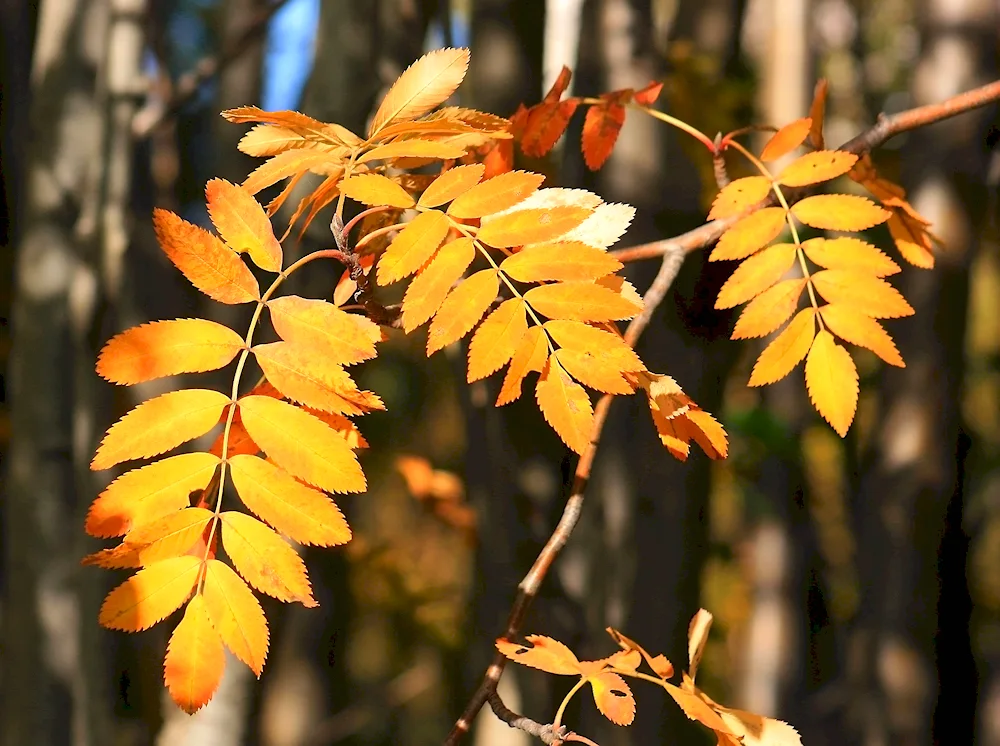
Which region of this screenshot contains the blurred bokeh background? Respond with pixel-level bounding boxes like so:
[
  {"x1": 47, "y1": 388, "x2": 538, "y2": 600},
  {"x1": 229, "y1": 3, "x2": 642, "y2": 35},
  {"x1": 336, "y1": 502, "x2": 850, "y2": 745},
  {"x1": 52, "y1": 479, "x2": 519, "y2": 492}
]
[{"x1": 1, "y1": 1, "x2": 998, "y2": 745}]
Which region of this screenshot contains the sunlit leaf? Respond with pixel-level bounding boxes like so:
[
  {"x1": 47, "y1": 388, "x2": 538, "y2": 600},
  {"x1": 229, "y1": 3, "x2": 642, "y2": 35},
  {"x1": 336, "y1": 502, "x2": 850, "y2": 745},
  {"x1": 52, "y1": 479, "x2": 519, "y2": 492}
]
[
  {"x1": 791, "y1": 194, "x2": 890, "y2": 231},
  {"x1": 401, "y1": 237, "x2": 477, "y2": 332},
  {"x1": 339, "y1": 173, "x2": 415, "y2": 208},
  {"x1": 777, "y1": 151, "x2": 858, "y2": 187},
  {"x1": 760, "y1": 117, "x2": 811, "y2": 161},
  {"x1": 377, "y1": 209, "x2": 450, "y2": 284},
  {"x1": 804, "y1": 330, "x2": 858, "y2": 437},
  {"x1": 221, "y1": 511, "x2": 316, "y2": 606},
  {"x1": 536, "y1": 358, "x2": 594, "y2": 454},
  {"x1": 99, "y1": 556, "x2": 202, "y2": 631},
  {"x1": 731, "y1": 279, "x2": 806, "y2": 340},
  {"x1": 818, "y1": 304, "x2": 904, "y2": 367},
  {"x1": 715, "y1": 243, "x2": 797, "y2": 309},
  {"x1": 447, "y1": 171, "x2": 544, "y2": 219},
  {"x1": 426, "y1": 269, "x2": 500, "y2": 355},
  {"x1": 205, "y1": 178, "x2": 283, "y2": 272},
  {"x1": 801, "y1": 237, "x2": 900, "y2": 277},
  {"x1": 202, "y1": 559, "x2": 269, "y2": 676},
  {"x1": 525, "y1": 281, "x2": 641, "y2": 322},
  {"x1": 418, "y1": 164, "x2": 485, "y2": 208},
  {"x1": 368, "y1": 48, "x2": 470, "y2": 136},
  {"x1": 164, "y1": 595, "x2": 225, "y2": 713},
  {"x1": 710, "y1": 207, "x2": 787, "y2": 262},
  {"x1": 810, "y1": 269, "x2": 914, "y2": 318},
  {"x1": 708, "y1": 177, "x2": 772, "y2": 221},
  {"x1": 467, "y1": 298, "x2": 528, "y2": 382},
  {"x1": 496, "y1": 326, "x2": 549, "y2": 406}
]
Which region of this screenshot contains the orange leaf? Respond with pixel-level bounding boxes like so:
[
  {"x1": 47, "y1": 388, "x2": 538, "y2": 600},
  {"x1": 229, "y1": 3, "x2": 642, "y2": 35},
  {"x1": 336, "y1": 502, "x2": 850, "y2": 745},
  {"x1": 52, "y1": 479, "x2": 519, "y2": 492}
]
[
  {"x1": 888, "y1": 212, "x2": 935, "y2": 268},
  {"x1": 606, "y1": 628, "x2": 674, "y2": 679},
  {"x1": 91, "y1": 389, "x2": 231, "y2": 470},
  {"x1": 731, "y1": 278, "x2": 806, "y2": 339},
  {"x1": 447, "y1": 170, "x2": 545, "y2": 219},
  {"x1": 810, "y1": 269, "x2": 914, "y2": 319},
  {"x1": 805, "y1": 330, "x2": 858, "y2": 437},
  {"x1": 747, "y1": 308, "x2": 817, "y2": 386},
  {"x1": 86, "y1": 453, "x2": 220, "y2": 538},
  {"x1": 97, "y1": 319, "x2": 245, "y2": 385},
  {"x1": 500, "y1": 241, "x2": 622, "y2": 283},
  {"x1": 243, "y1": 150, "x2": 341, "y2": 196},
  {"x1": 368, "y1": 48, "x2": 470, "y2": 136},
  {"x1": 521, "y1": 99, "x2": 579, "y2": 157},
  {"x1": 153, "y1": 209, "x2": 260, "y2": 304},
  {"x1": 709, "y1": 207, "x2": 787, "y2": 261},
  {"x1": 220, "y1": 511, "x2": 316, "y2": 606},
  {"x1": 582, "y1": 101, "x2": 626, "y2": 170},
  {"x1": 238, "y1": 395, "x2": 366, "y2": 494},
  {"x1": 339, "y1": 173, "x2": 414, "y2": 208},
  {"x1": 268, "y1": 295, "x2": 379, "y2": 365},
  {"x1": 205, "y1": 178, "x2": 283, "y2": 272},
  {"x1": 589, "y1": 671, "x2": 636, "y2": 726},
  {"x1": 495, "y1": 635, "x2": 581, "y2": 675},
  {"x1": 418, "y1": 164, "x2": 485, "y2": 208},
  {"x1": 708, "y1": 177, "x2": 772, "y2": 221},
  {"x1": 633, "y1": 80, "x2": 663, "y2": 106},
  {"x1": 685, "y1": 409, "x2": 729, "y2": 460},
  {"x1": 202, "y1": 559, "x2": 269, "y2": 676},
  {"x1": 210, "y1": 409, "x2": 260, "y2": 458},
  {"x1": 760, "y1": 117, "x2": 811, "y2": 161},
  {"x1": 715, "y1": 242, "x2": 797, "y2": 309},
  {"x1": 99, "y1": 555, "x2": 202, "y2": 631},
  {"x1": 543, "y1": 66, "x2": 573, "y2": 102},
  {"x1": 818, "y1": 304, "x2": 904, "y2": 367},
  {"x1": 237, "y1": 124, "x2": 322, "y2": 157},
  {"x1": 358, "y1": 139, "x2": 468, "y2": 163},
  {"x1": 253, "y1": 341, "x2": 361, "y2": 415},
  {"x1": 376, "y1": 209, "x2": 450, "y2": 284},
  {"x1": 663, "y1": 682, "x2": 732, "y2": 733},
  {"x1": 525, "y1": 281, "x2": 641, "y2": 322},
  {"x1": 801, "y1": 237, "x2": 900, "y2": 277},
  {"x1": 777, "y1": 151, "x2": 858, "y2": 188},
  {"x1": 164, "y1": 595, "x2": 225, "y2": 714},
  {"x1": 496, "y1": 326, "x2": 549, "y2": 406},
  {"x1": 536, "y1": 358, "x2": 594, "y2": 454},
  {"x1": 791, "y1": 194, "x2": 890, "y2": 231},
  {"x1": 545, "y1": 320, "x2": 644, "y2": 373},
  {"x1": 426, "y1": 269, "x2": 500, "y2": 355},
  {"x1": 307, "y1": 409, "x2": 370, "y2": 449},
  {"x1": 808, "y1": 80, "x2": 828, "y2": 149},
  {"x1": 124, "y1": 507, "x2": 215, "y2": 565},
  {"x1": 401, "y1": 237, "x2": 476, "y2": 332},
  {"x1": 81, "y1": 544, "x2": 143, "y2": 569},
  {"x1": 223, "y1": 106, "x2": 360, "y2": 147},
  {"x1": 554, "y1": 348, "x2": 633, "y2": 395},
  {"x1": 467, "y1": 298, "x2": 528, "y2": 382},
  {"x1": 229, "y1": 454, "x2": 351, "y2": 546},
  {"x1": 478, "y1": 206, "x2": 591, "y2": 248}
]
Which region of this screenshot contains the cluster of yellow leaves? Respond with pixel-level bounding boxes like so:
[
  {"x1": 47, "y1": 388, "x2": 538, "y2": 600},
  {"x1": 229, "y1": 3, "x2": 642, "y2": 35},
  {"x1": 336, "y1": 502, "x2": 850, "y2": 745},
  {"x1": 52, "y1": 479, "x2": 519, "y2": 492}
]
[
  {"x1": 498, "y1": 609, "x2": 801, "y2": 745},
  {"x1": 710, "y1": 115, "x2": 918, "y2": 436},
  {"x1": 86, "y1": 179, "x2": 381, "y2": 713}
]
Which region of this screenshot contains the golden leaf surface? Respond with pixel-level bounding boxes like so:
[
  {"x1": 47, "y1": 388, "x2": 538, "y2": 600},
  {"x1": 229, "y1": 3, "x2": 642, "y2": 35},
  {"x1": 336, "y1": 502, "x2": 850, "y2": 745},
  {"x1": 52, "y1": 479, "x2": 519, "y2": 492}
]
[
  {"x1": 238, "y1": 395, "x2": 366, "y2": 494},
  {"x1": 710, "y1": 207, "x2": 787, "y2": 262},
  {"x1": 715, "y1": 243, "x2": 797, "y2": 309},
  {"x1": 589, "y1": 671, "x2": 636, "y2": 726},
  {"x1": 368, "y1": 48, "x2": 471, "y2": 136},
  {"x1": 376, "y1": 209, "x2": 450, "y2": 284},
  {"x1": 164, "y1": 595, "x2": 225, "y2": 714},
  {"x1": 97, "y1": 319, "x2": 245, "y2": 385},
  {"x1": 477, "y1": 206, "x2": 591, "y2": 248},
  {"x1": 418, "y1": 164, "x2": 485, "y2": 207},
  {"x1": 760, "y1": 117, "x2": 811, "y2": 161},
  {"x1": 810, "y1": 270, "x2": 914, "y2": 319},
  {"x1": 467, "y1": 298, "x2": 528, "y2": 382},
  {"x1": 124, "y1": 507, "x2": 215, "y2": 566},
  {"x1": 447, "y1": 170, "x2": 544, "y2": 219},
  {"x1": 228, "y1": 454, "x2": 351, "y2": 546},
  {"x1": 496, "y1": 326, "x2": 549, "y2": 406},
  {"x1": 426, "y1": 269, "x2": 500, "y2": 354},
  {"x1": 500, "y1": 241, "x2": 622, "y2": 283},
  {"x1": 401, "y1": 237, "x2": 476, "y2": 332},
  {"x1": 536, "y1": 359, "x2": 594, "y2": 454},
  {"x1": 524, "y1": 281, "x2": 641, "y2": 322},
  {"x1": 243, "y1": 150, "x2": 339, "y2": 195},
  {"x1": 708, "y1": 176, "x2": 772, "y2": 221},
  {"x1": 92, "y1": 389, "x2": 231, "y2": 471},
  {"x1": 731, "y1": 278, "x2": 806, "y2": 340},
  {"x1": 818, "y1": 304, "x2": 904, "y2": 367},
  {"x1": 358, "y1": 139, "x2": 468, "y2": 163},
  {"x1": 776, "y1": 151, "x2": 858, "y2": 187},
  {"x1": 153, "y1": 209, "x2": 260, "y2": 304},
  {"x1": 220, "y1": 511, "x2": 316, "y2": 606},
  {"x1": 253, "y1": 341, "x2": 360, "y2": 415},
  {"x1": 791, "y1": 194, "x2": 890, "y2": 231},
  {"x1": 801, "y1": 237, "x2": 900, "y2": 277},
  {"x1": 339, "y1": 173, "x2": 415, "y2": 208},
  {"x1": 804, "y1": 330, "x2": 858, "y2": 437},
  {"x1": 205, "y1": 178, "x2": 283, "y2": 272},
  {"x1": 267, "y1": 295, "x2": 379, "y2": 364},
  {"x1": 495, "y1": 635, "x2": 581, "y2": 675},
  {"x1": 202, "y1": 558, "x2": 269, "y2": 676},
  {"x1": 99, "y1": 556, "x2": 202, "y2": 631},
  {"x1": 747, "y1": 308, "x2": 817, "y2": 386}
]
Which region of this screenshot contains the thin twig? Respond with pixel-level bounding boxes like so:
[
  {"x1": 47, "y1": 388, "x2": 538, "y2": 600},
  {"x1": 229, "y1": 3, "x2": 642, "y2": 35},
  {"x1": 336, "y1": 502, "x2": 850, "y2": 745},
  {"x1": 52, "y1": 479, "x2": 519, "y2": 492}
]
[
  {"x1": 133, "y1": 0, "x2": 292, "y2": 137},
  {"x1": 445, "y1": 75, "x2": 1000, "y2": 746},
  {"x1": 611, "y1": 78, "x2": 1000, "y2": 263}
]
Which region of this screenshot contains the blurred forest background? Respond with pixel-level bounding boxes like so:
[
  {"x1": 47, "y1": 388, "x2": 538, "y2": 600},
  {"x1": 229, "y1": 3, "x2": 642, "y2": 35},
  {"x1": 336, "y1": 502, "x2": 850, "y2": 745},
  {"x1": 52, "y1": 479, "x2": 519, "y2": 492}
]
[{"x1": 1, "y1": 1, "x2": 998, "y2": 745}]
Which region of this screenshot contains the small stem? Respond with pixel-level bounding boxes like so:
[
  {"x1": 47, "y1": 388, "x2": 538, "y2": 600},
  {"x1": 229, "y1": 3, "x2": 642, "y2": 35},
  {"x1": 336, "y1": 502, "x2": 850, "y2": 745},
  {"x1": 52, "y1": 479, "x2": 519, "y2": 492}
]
[
  {"x1": 342, "y1": 205, "x2": 392, "y2": 238},
  {"x1": 355, "y1": 223, "x2": 404, "y2": 252},
  {"x1": 552, "y1": 678, "x2": 588, "y2": 733},
  {"x1": 633, "y1": 104, "x2": 716, "y2": 152}
]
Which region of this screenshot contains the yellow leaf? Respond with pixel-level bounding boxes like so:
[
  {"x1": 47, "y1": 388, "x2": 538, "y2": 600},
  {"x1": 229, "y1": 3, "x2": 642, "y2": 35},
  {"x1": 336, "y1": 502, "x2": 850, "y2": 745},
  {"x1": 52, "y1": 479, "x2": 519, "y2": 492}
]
[
  {"x1": 243, "y1": 150, "x2": 342, "y2": 196},
  {"x1": 237, "y1": 124, "x2": 320, "y2": 157},
  {"x1": 496, "y1": 326, "x2": 549, "y2": 406},
  {"x1": 805, "y1": 330, "x2": 858, "y2": 437},
  {"x1": 525, "y1": 281, "x2": 641, "y2": 322},
  {"x1": 91, "y1": 389, "x2": 231, "y2": 470},
  {"x1": 153, "y1": 209, "x2": 260, "y2": 304},
  {"x1": 791, "y1": 194, "x2": 890, "y2": 231},
  {"x1": 747, "y1": 308, "x2": 817, "y2": 386},
  {"x1": 401, "y1": 237, "x2": 476, "y2": 332},
  {"x1": 819, "y1": 304, "x2": 904, "y2": 367},
  {"x1": 418, "y1": 164, "x2": 485, "y2": 207},
  {"x1": 238, "y1": 395, "x2": 366, "y2": 494},
  {"x1": 307, "y1": 409, "x2": 370, "y2": 450},
  {"x1": 228, "y1": 454, "x2": 351, "y2": 546},
  {"x1": 777, "y1": 151, "x2": 858, "y2": 187},
  {"x1": 358, "y1": 139, "x2": 468, "y2": 163},
  {"x1": 560, "y1": 202, "x2": 635, "y2": 249},
  {"x1": 368, "y1": 48, "x2": 470, "y2": 136},
  {"x1": 205, "y1": 178, "x2": 283, "y2": 272},
  {"x1": 709, "y1": 207, "x2": 787, "y2": 261},
  {"x1": 589, "y1": 671, "x2": 636, "y2": 726},
  {"x1": 426, "y1": 269, "x2": 500, "y2": 355},
  {"x1": 221, "y1": 511, "x2": 316, "y2": 606},
  {"x1": 268, "y1": 295, "x2": 379, "y2": 365},
  {"x1": 495, "y1": 635, "x2": 581, "y2": 675},
  {"x1": 760, "y1": 117, "x2": 811, "y2": 161},
  {"x1": 376, "y1": 209, "x2": 450, "y2": 284},
  {"x1": 202, "y1": 559, "x2": 269, "y2": 676},
  {"x1": 164, "y1": 595, "x2": 225, "y2": 714},
  {"x1": 801, "y1": 237, "x2": 900, "y2": 277},
  {"x1": 253, "y1": 341, "x2": 361, "y2": 415},
  {"x1": 718, "y1": 710, "x2": 803, "y2": 746},
  {"x1": 663, "y1": 682, "x2": 733, "y2": 733},
  {"x1": 467, "y1": 298, "x2": 528, "y2": 382},
  {"x1": 685, "y1": 409, "x2": 729, "y2": 460},
  {"x1": 223, "y1": 106, "x2": 361, "y2": 147},
  {"x1": 97, "y1": 319, "x2": 245, "y2": 385},
  {"x1": 99, "y1": 556, "x2": 202, "y2": 631},
  {"x1": 339, "y1": 173, "x2": 415, "y2": 208},
  {"x1": 124, "y1": 507, "x2": 215, "y2": 565},
  {"x1": 731, "y1": 278, "x2": 806, "y2": 339},
  {"x1": 554, "y1": 348, "x2": 633, "y2": 394},
  {"x1": 715, "y1": 243, "x2": 797, "y2": 309},
  {"x1": 545, "y1": 320, "x2": 644, "y2": 373},
  {"x1": 888, "y1": 212, "x2": 935, "y2": 268},
  {"x1": 477, "y1": 206, "x2": 591, "y2": 248},
  {"x1": 500, "y1": 241, "x2": 622, "y2": 283},
  {"x1": 81, "y1": 544, "x2": 143, "y2": 569},
  {"x1": 708, "y1": 176, "x2": 772, "y2": 220},
  {"x1": 447, "y1": 170, "x2": 544, "y2": 219},
  {"x1": 810, "y1": 269, "x2": 914, "y2": 319},
  {"x1": 536, "y1": 359, "x2": 594, "y2": 454},
  {"x1": 85, "y1": 453, "x2": 220, "y2": 538}
]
